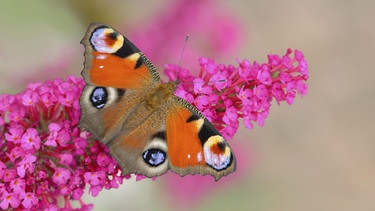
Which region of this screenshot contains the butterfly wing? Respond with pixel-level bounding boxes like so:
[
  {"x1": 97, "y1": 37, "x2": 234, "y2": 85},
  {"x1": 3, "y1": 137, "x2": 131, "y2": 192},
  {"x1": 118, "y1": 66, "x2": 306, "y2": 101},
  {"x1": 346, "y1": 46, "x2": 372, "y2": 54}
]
[
  {"x1": 166, "y1": 97, "x2": 236, "y2": 181},
  {"x1": 79, "y1": 23, "x2": 161, "y2": 143},
  {"x1": 80, "y1": 23, "x2": 160, "y2": 89},
  {"x1": 104, "y1": 102, "x2": 170, "y2": 178},
  {"x1": 80, "y1": 23, "x2": 172, "y2": 177},
  {"x1": 105, "y1": 96, "x2": 236, "y2": 180}
]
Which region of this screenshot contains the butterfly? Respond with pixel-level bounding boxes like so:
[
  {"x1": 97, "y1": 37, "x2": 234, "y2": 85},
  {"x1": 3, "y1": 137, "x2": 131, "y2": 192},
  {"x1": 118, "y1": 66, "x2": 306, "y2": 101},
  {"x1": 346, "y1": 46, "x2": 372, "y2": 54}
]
[{"x1": 79, "y1": 23, "x2": 236, "y2": 181}]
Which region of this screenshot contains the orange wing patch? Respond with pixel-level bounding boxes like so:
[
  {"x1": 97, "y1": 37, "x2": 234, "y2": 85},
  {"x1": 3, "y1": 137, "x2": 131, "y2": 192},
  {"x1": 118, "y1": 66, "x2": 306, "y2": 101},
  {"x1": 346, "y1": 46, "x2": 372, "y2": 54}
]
[
  {"x1": 90, "y1": 52, "x2": 151, "y2": 88},
  {"x1": 166, "y1": 108, "x2": 206, "y2": 168}
]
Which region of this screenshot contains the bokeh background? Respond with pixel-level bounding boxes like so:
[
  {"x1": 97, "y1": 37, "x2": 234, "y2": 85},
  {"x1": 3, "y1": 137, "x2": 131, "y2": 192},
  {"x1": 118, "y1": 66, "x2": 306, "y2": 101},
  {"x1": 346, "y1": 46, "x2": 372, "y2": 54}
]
[{"x1": 1, "y1": 0, "x2": 374, "y2": 210}]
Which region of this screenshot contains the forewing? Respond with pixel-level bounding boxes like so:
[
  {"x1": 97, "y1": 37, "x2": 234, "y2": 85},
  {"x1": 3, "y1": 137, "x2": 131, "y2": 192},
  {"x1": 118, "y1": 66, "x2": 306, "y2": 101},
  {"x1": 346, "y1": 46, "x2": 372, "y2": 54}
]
[{"x1": 79, "y1": 23, "x2": 161, "y2": 142}]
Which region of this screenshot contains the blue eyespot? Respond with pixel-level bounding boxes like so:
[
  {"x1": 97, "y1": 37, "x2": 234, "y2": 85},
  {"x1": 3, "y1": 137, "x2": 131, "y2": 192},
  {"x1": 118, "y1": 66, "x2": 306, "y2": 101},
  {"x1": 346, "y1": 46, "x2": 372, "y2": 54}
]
[
  {"x1": 142, "y1": 149, "x2": 166, "y2": 167},
  {"x1": 90, "y1": 87, "x2": 107, "y2": 109}
]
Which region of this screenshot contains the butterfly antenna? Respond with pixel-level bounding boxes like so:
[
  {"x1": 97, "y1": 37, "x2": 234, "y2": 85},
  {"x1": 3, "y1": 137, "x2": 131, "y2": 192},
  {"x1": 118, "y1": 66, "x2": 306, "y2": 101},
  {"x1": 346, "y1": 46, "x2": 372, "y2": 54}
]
[{"x1": 176, "y1": 34, "x2": 189, "y2": 83}]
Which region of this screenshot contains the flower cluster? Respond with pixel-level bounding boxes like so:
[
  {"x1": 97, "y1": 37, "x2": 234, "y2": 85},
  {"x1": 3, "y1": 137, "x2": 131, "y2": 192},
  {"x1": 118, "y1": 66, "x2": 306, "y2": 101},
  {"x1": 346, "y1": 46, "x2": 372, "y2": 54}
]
[
  {"x1": 0, "y1": 49, "x2": 308, "y2": 210},
  {"x1": 165, "y1": 49, "x2": 309, "y2": 139},
  {"x1": 0, "y1": 76, "x2": 129, "y2": 210}
]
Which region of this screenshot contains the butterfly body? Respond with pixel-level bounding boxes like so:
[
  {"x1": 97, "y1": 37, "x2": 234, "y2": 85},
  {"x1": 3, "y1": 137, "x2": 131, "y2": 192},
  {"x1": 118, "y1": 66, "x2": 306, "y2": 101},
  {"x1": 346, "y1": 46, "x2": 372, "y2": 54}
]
[{"x1": 79, "y1": 23, "x2": 236, "y2": 181}]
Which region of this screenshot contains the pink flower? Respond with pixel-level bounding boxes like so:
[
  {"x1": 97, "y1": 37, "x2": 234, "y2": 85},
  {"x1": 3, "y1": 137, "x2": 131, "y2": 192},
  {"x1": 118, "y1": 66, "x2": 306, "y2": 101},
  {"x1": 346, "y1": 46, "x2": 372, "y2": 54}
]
[
  {"x1": 223, "y1": 106, "x2": 239, "y2": 125},
  {"x1": 10, "y1": 178, "x2": 26, "y2": 194},
  {"x1": 5, "y1": 128, "x2": 24, "y2": 143},
  {"x1": 0, "y1": 77, "x2": 129, "y2": 210},
  {"x1": 165, "y1": 49, "x2": 309, "y2": 139},
  {"x1": 56, "y1": 128, "x2": 71, "y2": 147},
  {"x1": 52, "y1": 168, "x2": 71, "y2": 185},
  {"x1": 20, "y1": 128, "x2": 41, "y2": 150},
  {"x1": 72, "y1": 188, "x2": 83, "y2": 200},
  {"x1": 0, "y1": 191, "x2": 21, "y2": 209},
  {"x1": 60, "y1": 153, "x2": 73, "y2": 166},
  {"x1": 21, "y1": 91, "x2": 38, "y2": 106},
  {"x1": 45, "y1": 122, "x2": 61, "y2": 147},
  {"x1": 17, "y1": 154, "x2": 36, "y2": 178},
  {"x1": 96, "y1": 152, "x2": 112, "y2": 166},
  {"x1": 20, "y1": 192, "x2": 38, "y2": 209},
  {"x1": 3, "y1": 169, "x2": 17, "y2": 182}
]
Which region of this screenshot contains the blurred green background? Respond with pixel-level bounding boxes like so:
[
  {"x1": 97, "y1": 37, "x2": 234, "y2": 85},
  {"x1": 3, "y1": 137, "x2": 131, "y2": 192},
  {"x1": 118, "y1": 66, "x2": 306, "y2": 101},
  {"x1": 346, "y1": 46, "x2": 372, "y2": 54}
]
[{"x1": 1, "y1": 0, "x2": 374, "y2": 210}]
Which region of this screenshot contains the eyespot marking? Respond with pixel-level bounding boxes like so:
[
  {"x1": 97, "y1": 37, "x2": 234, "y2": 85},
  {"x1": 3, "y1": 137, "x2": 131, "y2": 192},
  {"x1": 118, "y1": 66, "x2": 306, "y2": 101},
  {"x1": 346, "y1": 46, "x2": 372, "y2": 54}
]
[
  {"x1": 108, "y1": 32, "x2": 118, "y2": 41},
  {"x1": 90, "y1": 28, "x2": 124, "y2": 53},
  {"x1": 203, "y1": 135, "x2": 232, "y2": 171},
  {"x1": 142, "y1": 148, "x2": 166, "y2": 167},
  {"x1": 90, "y1": 87, "x2": 108, "y2": 109}
]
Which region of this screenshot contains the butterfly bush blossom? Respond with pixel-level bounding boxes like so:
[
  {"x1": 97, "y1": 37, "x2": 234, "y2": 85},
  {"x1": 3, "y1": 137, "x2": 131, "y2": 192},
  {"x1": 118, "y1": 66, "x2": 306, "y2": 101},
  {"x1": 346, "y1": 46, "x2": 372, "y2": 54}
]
[
  {"x1": 165, "y1": 48, "x2": 309, "y2": 139},
  {"x1": 0, "y1": 50, "x2": 308, "y2": 210},
  {"x1": 0, "y1": 77, "x2": 131, "y2": 210}
]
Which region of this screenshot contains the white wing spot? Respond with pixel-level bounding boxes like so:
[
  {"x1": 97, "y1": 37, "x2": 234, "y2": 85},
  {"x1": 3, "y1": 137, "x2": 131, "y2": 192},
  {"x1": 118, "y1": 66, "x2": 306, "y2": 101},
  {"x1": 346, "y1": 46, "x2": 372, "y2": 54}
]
[
  {"x1": 197, "y1": 152, "x2": 202, "y2": 163},
  {"x1": 96, "y1": 54, "x2": 106, "y2": 60}
]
